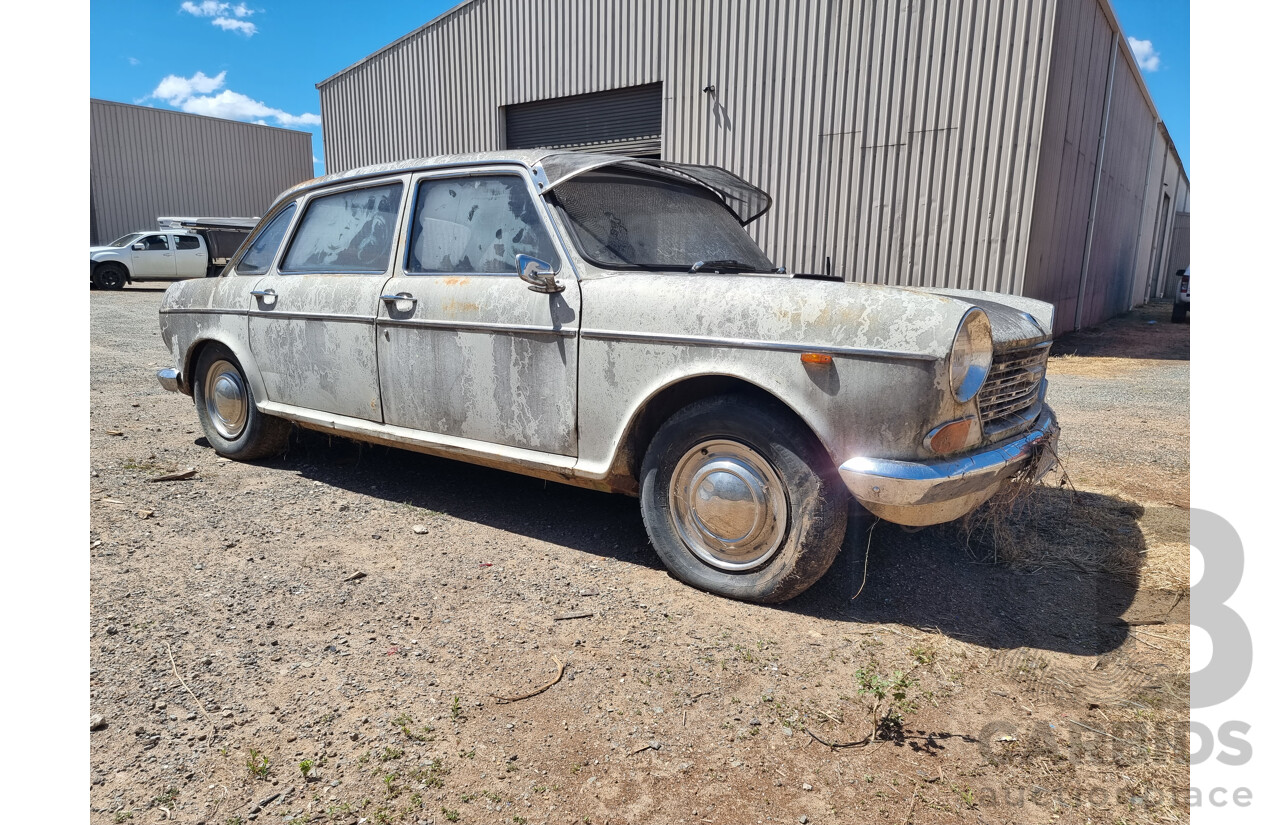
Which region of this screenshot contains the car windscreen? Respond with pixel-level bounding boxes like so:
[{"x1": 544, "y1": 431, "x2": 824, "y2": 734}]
[
  {"x1": 551, "y1": 170, "x2": 774, "y2": 272},
  {"x1": 108, "y1": 233, "x2": 145, "y2": 248}
]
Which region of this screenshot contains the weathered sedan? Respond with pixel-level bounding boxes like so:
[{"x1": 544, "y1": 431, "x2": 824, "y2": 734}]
[{"x1": 157, "y1": 151, "x2": 1059, "y2": 602}]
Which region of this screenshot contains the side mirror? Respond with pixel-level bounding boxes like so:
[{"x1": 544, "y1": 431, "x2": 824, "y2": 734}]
[
  {"x1": 516, "y1": 254, "x2": 565, "y2": 294},
  {"x1": 132, "y1": 243, "x2": 145, "y2": 251}
]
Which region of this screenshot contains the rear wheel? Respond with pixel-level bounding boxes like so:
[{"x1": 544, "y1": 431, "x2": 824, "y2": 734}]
[
  {"x1": 1171, "y1": 302, "x2": 1188, "y2": 323},
  {"x1": 192, "y1": 344, "x2": 291, "y2": 460},
  {"x1": 97, "y1": 263, "x2": 126, "y2": 291},
  {"x1": 639, "y1": 395, "x2": 848, "y2": 603}
]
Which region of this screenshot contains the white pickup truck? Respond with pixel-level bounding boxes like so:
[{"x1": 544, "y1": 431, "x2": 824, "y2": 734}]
[{"x1": 90, "y1": 217, "x2": 256, "y2": 290}]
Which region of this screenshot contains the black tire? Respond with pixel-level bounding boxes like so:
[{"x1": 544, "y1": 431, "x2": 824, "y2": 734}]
[
  {"x1": 97, "y1": 263, "x2": 127, "y2": 291},
  {"x1": 639, "y1": 394, "x2": 849, "y2": 603},
  {"x1": 1171, "y1": 302, "x2": 1188, "y2": 323},
  {"x1": 192, "y1": 343, "x2": 291, "y2": 460}
]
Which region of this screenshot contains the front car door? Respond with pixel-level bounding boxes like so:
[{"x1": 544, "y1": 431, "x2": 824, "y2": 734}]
[
  {"x1": 246, "y1": 179, "x2": 405, "y2": 423},
  {"x1": 130, "y1": 234, "x2": 176, "y2": 279},
  {"x1": 377, "y1": 168, "x2": 581, "y2": 456}
]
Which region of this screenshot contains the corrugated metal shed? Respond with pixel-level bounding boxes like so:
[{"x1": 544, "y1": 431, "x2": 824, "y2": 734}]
[
  {"x1": 89, "y1": 99, "x2": 314, "y2": 244},
  {"x1": 316, "y1": 0, "x2": 1187, "y2": 333}
]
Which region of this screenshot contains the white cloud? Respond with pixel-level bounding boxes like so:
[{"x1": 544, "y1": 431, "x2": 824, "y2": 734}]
[
  {"x1": 152, "y1": 70, "x2": 227, "y2": 104},
  {"x1": 1127, "y1": 37, "x2": 1160, "y2": 72},
  {"x1": 181, "y1": 2, "x2": 252, "y2": 17},
  {"x1": 212, "y1": 17, "x2": 257, "y2": 35},
  {"x1": 150, "y1": 71, "x2": 319, "y2": 128},
  {"x1": 127, "y1": 57, "x2": 140, "y2": 66},
  {"x1": 181, "y1": 2, "x2": 257, "y2": 36}
]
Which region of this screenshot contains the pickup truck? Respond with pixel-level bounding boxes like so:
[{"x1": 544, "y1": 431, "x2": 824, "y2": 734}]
[{"x1": 90, "y1": 217, "x2": 256, "y2": 290}]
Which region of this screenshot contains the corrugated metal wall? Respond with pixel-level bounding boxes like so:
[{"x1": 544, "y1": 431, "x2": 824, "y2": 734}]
[
  {"x1": 89, "y1": 100, "x2": 313, "y2": 244},
  {"x1": 318, "y1": 0, "x2": 1184, "y2": 329},
  {"x1": 1021, "y1": 0, "x2": 1173, "y2": 333}
]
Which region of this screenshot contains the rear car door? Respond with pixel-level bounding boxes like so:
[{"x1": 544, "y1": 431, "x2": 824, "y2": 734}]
[
  {"x1": 376, "y1": 169, "x2": 581, "y2": 455},
  {"x1": 247, "y1": 179, "x2": 405, "y2": 423},
  {"x1": 172, "y1": 233, "x2": 208, "y2": 278}
]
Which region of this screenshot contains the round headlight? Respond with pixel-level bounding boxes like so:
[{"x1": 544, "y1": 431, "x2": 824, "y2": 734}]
[{"x1": 949, "y1": 309, "x2": 993, "y2": 403}]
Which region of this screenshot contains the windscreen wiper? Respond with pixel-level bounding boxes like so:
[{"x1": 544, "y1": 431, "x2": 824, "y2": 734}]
[{"x1": 689, "y1": 259, "x2": 759, "y2": 273}]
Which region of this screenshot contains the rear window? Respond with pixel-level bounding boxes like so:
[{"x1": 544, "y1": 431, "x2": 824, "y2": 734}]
[
  {"x1": 282, "y1": 182, "x2": 404, "y2": 273},
  {"x1": 237, "y1": 204, "x2": 297, "y2": 275}
]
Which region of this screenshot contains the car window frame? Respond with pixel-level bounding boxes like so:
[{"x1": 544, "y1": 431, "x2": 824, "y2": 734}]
[
  {"x1": 230, "y1": 201, "x2": 300, "y2": 277},
  {"x1": 400, "y1": 166, "x2": 569, "y2": 279},
  {"x1": 139, "y1": 234, "x2": 170, "y2": 252},
  {"x1": 278, "y1": 177, "x2": 408, "y2": 277}
]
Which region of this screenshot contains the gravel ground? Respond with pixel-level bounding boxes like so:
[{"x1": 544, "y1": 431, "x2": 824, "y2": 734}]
[{"x1": 90, "y1": 285, "x2": 1190, "y2": 825}]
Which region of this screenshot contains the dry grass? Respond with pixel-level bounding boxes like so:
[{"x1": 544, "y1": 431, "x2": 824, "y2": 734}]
[{"x1": 957, "y1": 477, "x2": 1145, "y2": 582}]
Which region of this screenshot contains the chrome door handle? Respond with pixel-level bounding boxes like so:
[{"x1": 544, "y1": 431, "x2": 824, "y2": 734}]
[
  {"x1": 250, "y1": 289, "x2": 277, "y2": 298},
  {"x1": 380, "y1": 293, "x2": 417, "y2": 304}
]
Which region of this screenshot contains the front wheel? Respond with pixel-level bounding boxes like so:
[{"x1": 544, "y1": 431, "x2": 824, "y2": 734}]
[
  {"x1": 639, "y1": 395, "x2": 848, "y2": 603},
  {"x1": 97, "y1": 263, "x2": 126, "y2": 290},
  {"x1": 192, "y1": 344, "x2": 291, "y2": 460}
]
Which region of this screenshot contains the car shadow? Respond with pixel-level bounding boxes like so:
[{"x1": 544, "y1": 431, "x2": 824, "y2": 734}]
[{"x1": 273, "y1": 431, "x2": 1142, "y2": 657}]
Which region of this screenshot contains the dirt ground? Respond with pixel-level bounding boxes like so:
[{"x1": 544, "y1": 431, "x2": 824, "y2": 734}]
[{"x1": 90, "y1": 288, "x2": 1190, "y2": 825}]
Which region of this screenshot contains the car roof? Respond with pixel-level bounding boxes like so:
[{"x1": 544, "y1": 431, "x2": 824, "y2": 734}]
[{"x1": 274, "y1": 149, "x2": 773, "y2": 225}]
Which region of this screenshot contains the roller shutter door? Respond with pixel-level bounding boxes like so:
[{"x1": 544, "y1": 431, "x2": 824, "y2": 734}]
[{"x1": 505, "y1": 83, "x2": 662, "y2": 157}]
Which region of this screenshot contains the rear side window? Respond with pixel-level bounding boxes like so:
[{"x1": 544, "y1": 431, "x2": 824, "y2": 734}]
[
  {"x1": 174, "y1": 235, "x2": 200, "y2": 250},
  {"x1": 407, "y1": 175, "x2": 558, "y2": 274},
  {"x1": 237, "y1": 204, "x2": 297, "y2": 275},
  {"x1": 282, "y1": 182, "x2": 403, "y2": 273}
]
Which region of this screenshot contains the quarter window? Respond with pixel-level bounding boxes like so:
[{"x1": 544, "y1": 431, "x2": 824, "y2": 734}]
[
  {"x1": 407, "y1": 175, "x2": 558, "y2": 274},
  {"x1": 237, "y1": 204, "x2": 297, "y2": 275},
  {"x1": 282, "y1": 183, "x2": 403, "y2": 273}
]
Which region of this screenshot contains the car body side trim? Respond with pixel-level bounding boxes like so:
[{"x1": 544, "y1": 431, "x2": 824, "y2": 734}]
[
  {"x1": 378, "y1": 318, "x2": 576, "y2": 337},
  {"x1": 579, "y1": 328, "x2": 937, "y2": 361}
]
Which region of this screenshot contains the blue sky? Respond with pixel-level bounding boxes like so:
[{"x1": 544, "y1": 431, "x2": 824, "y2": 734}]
[{"x1": 90, "y1": 1, "x2": 1190, "y2": 179}]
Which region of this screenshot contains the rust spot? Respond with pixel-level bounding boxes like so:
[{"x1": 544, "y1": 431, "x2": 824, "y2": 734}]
[
  {"x1": 443, "y1": 277, "x2": 472, "y2": 286},
  {"x1": 442, "y1": 300, "x2": 479, "y2": 315}
]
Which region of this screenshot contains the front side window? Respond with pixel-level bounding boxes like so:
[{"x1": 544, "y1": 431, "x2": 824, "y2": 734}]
[
  {"x1": 407, "y1": 175, "x2": 558, "y2": 274},
  {"x1": 139, "y1": 234, "x2": 169, "y2": 251},
  {"x1": 237, "y1": 203, "x2": 297, "y2": 275},
  {"x1": 552, "y1": 169, "x2": 774, "y2": 272},
  {"x1": 174, "y1": 235, "x2": 200, "y2": 250},
  {"x1": 282, "y1": 182, "x2": 403, "y2": 273}
]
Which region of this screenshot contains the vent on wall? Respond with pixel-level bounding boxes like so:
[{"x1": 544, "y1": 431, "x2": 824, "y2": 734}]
[{"x1": 504, "y1": 83, "x2": 662, "y2": 157}]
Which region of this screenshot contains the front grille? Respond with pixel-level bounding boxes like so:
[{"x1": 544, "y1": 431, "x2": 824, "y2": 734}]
[{"x1": 978, "y1": 343, "x2": 1050, "y2": 435}]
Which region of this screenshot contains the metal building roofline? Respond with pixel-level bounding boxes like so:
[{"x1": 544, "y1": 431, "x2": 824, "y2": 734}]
[
  {"x1": 90, "y1": 98, "x2": 314, "y2": 138},
  {"x1": 315, "y1": 0, "x2": 481, "y2": 89}
]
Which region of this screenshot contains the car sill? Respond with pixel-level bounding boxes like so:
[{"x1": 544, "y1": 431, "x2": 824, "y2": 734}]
[{"x1": 258, "y1": 401, "x2": 617, "y2": 492}]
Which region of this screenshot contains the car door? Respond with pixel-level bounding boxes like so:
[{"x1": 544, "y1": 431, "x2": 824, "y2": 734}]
[
  {"x1": 172, "y1": 233, "x2": 208, "y2": 278},
  {"x1": 246, "y1": 179, "x2": 405, "y2": 423},
  {"x1": 377, "y1": 169, "x2": 581, "y2": 456},
  {"x1": 130, "y1": 234, "x2": 177, "y2": 279}
]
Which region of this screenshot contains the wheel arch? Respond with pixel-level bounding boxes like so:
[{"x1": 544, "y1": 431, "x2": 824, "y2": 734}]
[
  {"x1": 602, "y1": 373, "x2": 835, "y2": 494},
  {"x1": 92, "y1": 259, "x2": 132, "y2": 283},
  {"x1": 182, "y1": 334, "x2": 266, "y2": 404}
]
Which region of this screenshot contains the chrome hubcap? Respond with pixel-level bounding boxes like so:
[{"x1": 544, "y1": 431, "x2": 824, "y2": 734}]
[
  {"x1": 204, "y1": 360, "x2": 248, "y2": 440},
  {"x1": 669, "y1": 439, "x2": 787, "y2": 571}
]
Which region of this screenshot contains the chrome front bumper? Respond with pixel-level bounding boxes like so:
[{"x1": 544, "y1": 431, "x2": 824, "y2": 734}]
[
  {"x1": 839, "y1": 407, "x2": 1060, "y2": 526},
  {"x1": 156, "y1": 368, "x2": 182, "y2": 393}
]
